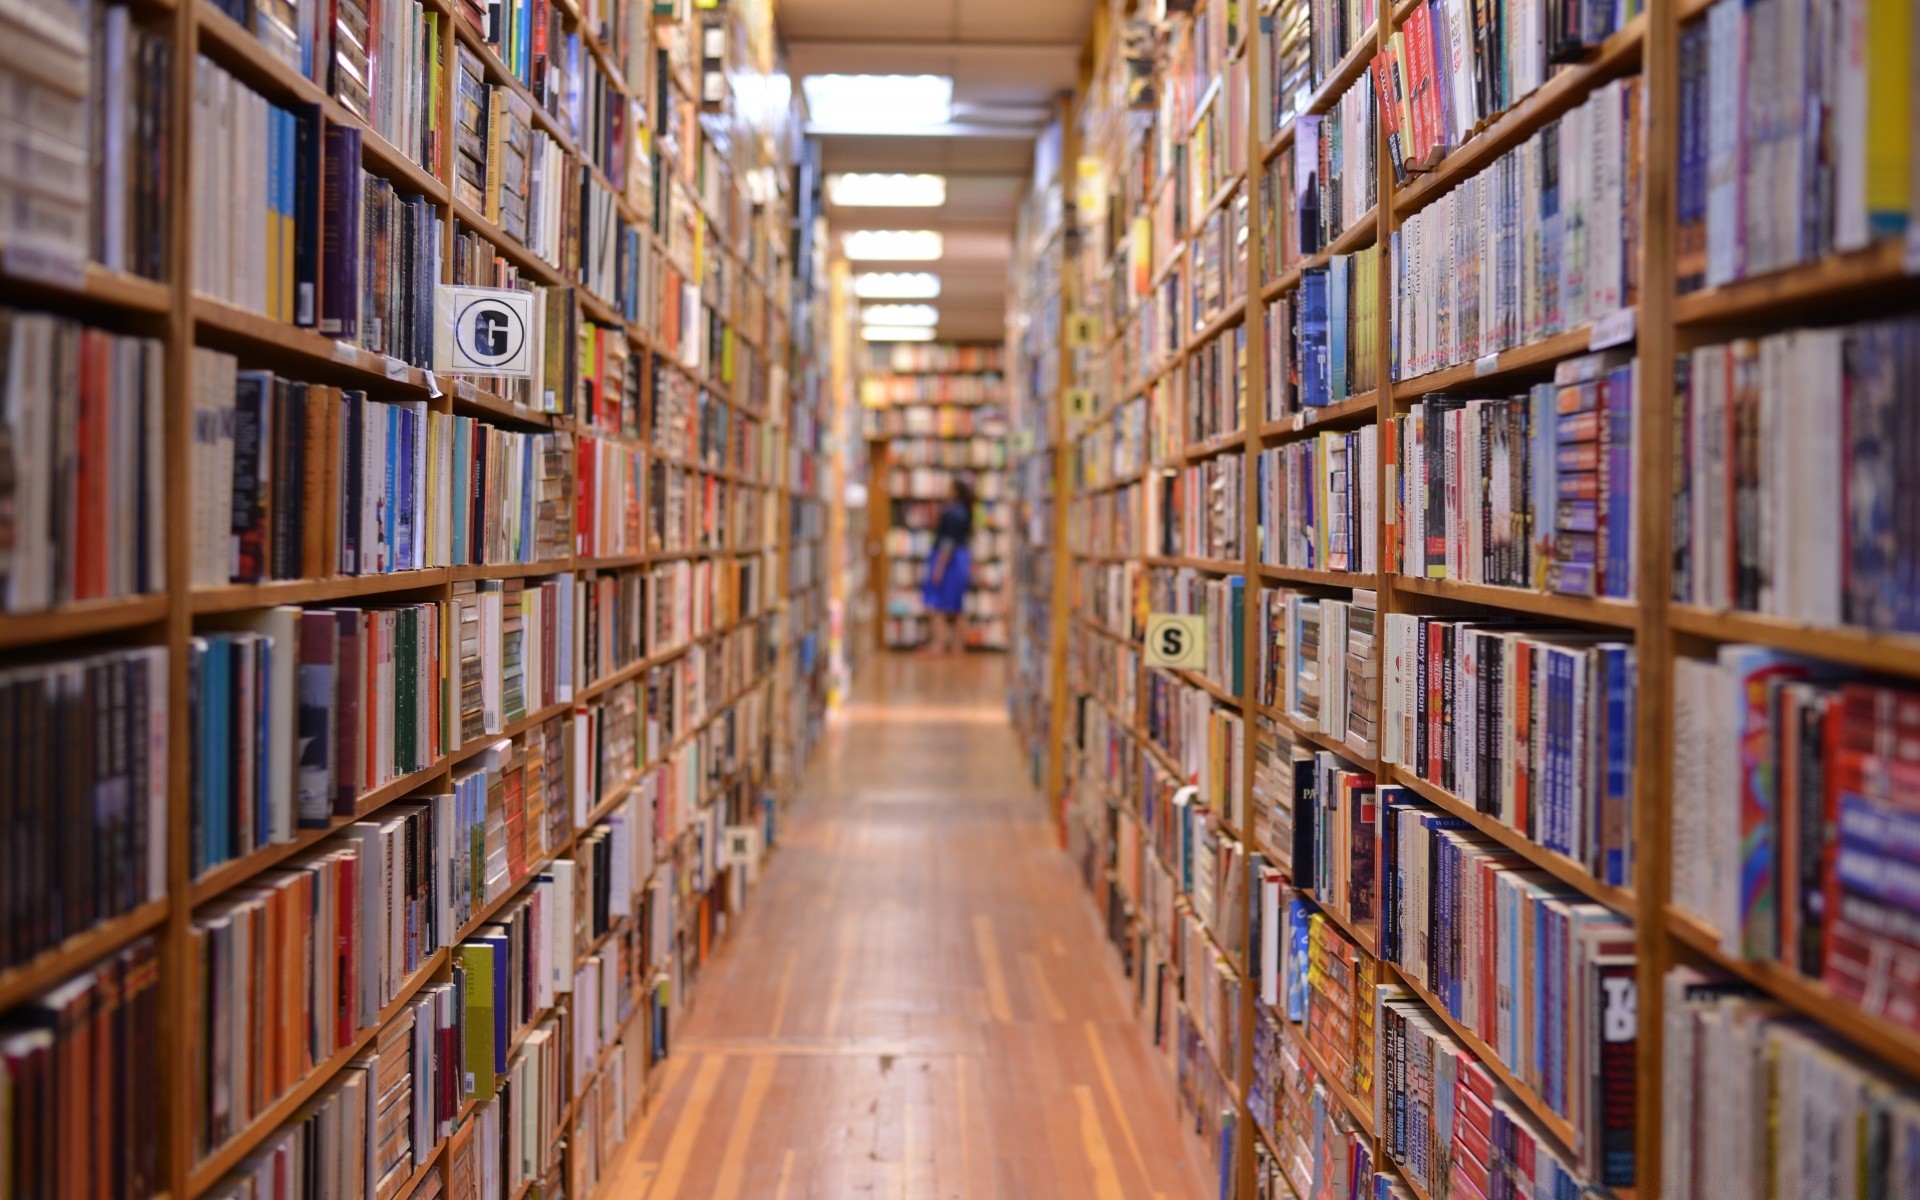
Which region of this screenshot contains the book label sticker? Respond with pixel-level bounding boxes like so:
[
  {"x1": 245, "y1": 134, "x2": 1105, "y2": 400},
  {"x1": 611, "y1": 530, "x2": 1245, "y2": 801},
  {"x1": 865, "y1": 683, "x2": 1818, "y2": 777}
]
[
  {"x1": 384, "y1": 356, "x2": 410, "y2": 380},
  {"x1": 1144, "y1": 613, "x2": 1208, "y2": 670},
  {"x1": 436, "y1": 285, "x2": 535, "y2": 377},
  {"x1": 332, "y1": 340, "x2": 359, "y2": 363},
  {"x1": 1588, "y1": 308, "x2": 1636, "y2": 351},
  {"x1": 1066, "y1": 313, "x2": 1102, "y2": 347},
  {"x1": 1474, "y1": 353, "x2": 1500, "y2": 376},
  {"x1": 1066, "y1": 388, "x2": 1095, "y2": 421}
]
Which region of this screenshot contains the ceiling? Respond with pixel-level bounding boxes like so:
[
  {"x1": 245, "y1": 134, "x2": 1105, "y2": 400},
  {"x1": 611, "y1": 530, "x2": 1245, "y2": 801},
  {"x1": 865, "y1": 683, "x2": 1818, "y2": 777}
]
[{"x1": 779, "y1": 0, "x2": 1094, "y2": 342}]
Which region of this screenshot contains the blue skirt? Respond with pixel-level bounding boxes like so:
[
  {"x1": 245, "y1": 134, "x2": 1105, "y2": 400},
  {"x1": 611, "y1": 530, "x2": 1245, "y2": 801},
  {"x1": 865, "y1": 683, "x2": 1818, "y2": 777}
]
[{"x1": 922, "y1": 547, "x2": 972, "y2": 614}]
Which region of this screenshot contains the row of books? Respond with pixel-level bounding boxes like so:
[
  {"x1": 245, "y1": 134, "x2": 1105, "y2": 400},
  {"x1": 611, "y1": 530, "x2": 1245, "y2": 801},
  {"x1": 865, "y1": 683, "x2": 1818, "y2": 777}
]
[
  {"x1": 1265, "y1": 251, "x2": 1383, "y2": 417},
  {"x1": 189, "y1": 602, "x2": 442, "y2": 873},
  {"x1": 1264, "y1": 0, "x2": 1378, "y2": 127},
  {"x1": 1376, "y1": 984, "x2": 1611, "y2": 1198},
  {"x1": 450, "y1": 575, "x2": 576, "y2": 745},
  {"x1": 1187, "y1": 182, "x2": 1249, "y2": 333},
  {"x1": 1378, "y1": 788, "x2": 1636, "y2": 1186},
  {"x1": 1661, "y1": 968, "x2": 1920, "y2": 1198},
  {"x1": 1390, "y1": 76, "x2": 1642, "y2": 380},
  {"x1": 1672, "y1": 646, "x2": 1920, "y2": 1036},
  {"x1": 1186, "y1": 324, "x2": 1247, "y2": 446},
  {"x1": 1292, "y1": 79, "x2": 1379, "y2": 257},
  {"x1": 1249, "y1": 1005, "x2": 1375, "y2": 1200},
  {"x1": 1291, "y1": 751, "x2": 1381, "y2": 929},
  {"x1": 0, "y1": 938, "x2": 162, "y2": 1200},
  {"x1": 884, "y1": 436, "x2": 1008, "y2": 471},
  {"x1": 1373, "y1": 0, "x2": 1639, "y2": 181},
  {"x1": 1673, "y1": 316, "x2": 1920, "y2": 631},
  {"x1": 1, "y1": 313, "x2": 166, "y2": 614},
  {"x1": 1381, "y1": 615, "x2": 1637, "y2": 886},
  {"x1": 214, "y1": 0, "x2": 440, "y2": 178},
  {"x1": 1142, "y1": 667, "x2": 1246, "y2": 823},
  {"x1": 0, "y1": 0, "x2": 170, "y2": 279},
  {"x1": 868, "y1": 343, "x2": 1004, "y2": 373},
  {"x1": 1254, "y1": 425, "x2": 1381, "y2": 572},
  {"x1": 1395, "y1": 352, "x2": 1637, "y2": 598},
  {"x1": 1261, "y1": 589, "x2": 1380, "y2": 759},
  {"x1": 1152, "y1": 457, "x2": 1245, "y2": 561},
  {"x1": 1678, "y1": 0, "x2": 1914, "y2": 293},
  {"x1": 649, "y1": 463, "x2": 767, "y2": 555}
]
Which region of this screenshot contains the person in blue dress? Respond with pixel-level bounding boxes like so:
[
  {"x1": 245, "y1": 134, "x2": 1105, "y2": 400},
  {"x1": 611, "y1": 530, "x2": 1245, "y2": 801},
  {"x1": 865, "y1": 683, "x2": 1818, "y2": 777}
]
[{"x1": 921, "y1": 477, "x2": 975, "y2": 654}]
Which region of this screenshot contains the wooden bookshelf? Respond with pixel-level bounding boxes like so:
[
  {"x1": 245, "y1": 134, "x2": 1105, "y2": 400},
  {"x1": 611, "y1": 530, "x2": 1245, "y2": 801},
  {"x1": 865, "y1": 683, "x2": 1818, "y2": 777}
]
[
  {"x1": 1031, "y1": 0, "x2": 1920, "y2": 1193},
  {"x1": 0, "y1": 0, "x2": 815, "y2": 1194}
]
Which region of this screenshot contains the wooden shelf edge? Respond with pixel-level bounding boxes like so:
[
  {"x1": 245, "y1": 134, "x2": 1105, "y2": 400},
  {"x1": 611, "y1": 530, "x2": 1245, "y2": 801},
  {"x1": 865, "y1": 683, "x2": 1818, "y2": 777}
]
[
  {"x1": 1669, "y1": 604, "x2": 1920, "y2": 676},
  {"x1": 0, "y1": 899, "x2": 171, "y2": 1011},
  {"x1": 191, "y1": 568, "x2": 450, "y2": 614},
  {"x1": 1257, "y1": 392, "x2": 1380, "y2": 441},
  {"x1": 1390, "y1": 574, "x2": 1640, "y2": 628},
  {"x1": 1666, "y1": 907, "x2": 1920, "y2": 1082},
  {"x1": 1257, "y1": 563, "x2": 1379, "y2": 588},
  {"x1": 1386, "y1": 766, "x2": 1638, "y2": 917},
  {"x1": 1673, "y1": 240, "x2": 1910, "y2": 327},
  {"x1": 1390, "y1": 325, "x2": 1606, "y2": 400},
  {"x1": 0, "y1": 593, "x2": 170, "y2": 651}
]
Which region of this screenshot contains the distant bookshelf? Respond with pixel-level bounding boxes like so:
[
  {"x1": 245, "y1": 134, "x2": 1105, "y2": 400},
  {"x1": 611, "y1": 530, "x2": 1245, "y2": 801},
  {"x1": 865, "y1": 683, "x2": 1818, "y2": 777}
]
[{"x1": 864, "y1": 340, "x2": 1013, "y2": 652}]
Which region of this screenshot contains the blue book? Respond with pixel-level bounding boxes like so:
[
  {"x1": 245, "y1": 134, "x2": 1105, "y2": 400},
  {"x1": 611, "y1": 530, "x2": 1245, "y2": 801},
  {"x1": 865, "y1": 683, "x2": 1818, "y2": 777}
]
[
  {"x1": 208, "y1": 637, "x2": 231, "y2": 869},
  {"x1": 1837, "y1": 790, "x2": 1920, "y2": 867},
  {"x1": 451, "y1": 417, "x2": 470, "y2": 563},
  {"x1": 484, "y1": 931, "x2": 511, "y2": 1067},
  {"x1": 1544, "y1": 648, "x2": 1575, "y2": 855},
  {"x1": 396, "y1": 408, "x2": 414, "y2": 571},
  {"x1": 1300, "y1": 267, "x2": 1330, "y2": 408},
  {"x1": 1602, "y1": 364, "x2": 1634, "y2": 597},
  {"x1": 1600, "y1": 644, "x2": 1634, "y2": 885}
]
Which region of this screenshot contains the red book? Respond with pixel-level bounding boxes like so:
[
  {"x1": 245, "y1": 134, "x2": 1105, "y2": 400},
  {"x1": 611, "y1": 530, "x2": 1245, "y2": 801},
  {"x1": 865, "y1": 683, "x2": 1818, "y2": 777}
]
[{"x1": 334, "y1": 609, "x2": 363, "y2": 815}]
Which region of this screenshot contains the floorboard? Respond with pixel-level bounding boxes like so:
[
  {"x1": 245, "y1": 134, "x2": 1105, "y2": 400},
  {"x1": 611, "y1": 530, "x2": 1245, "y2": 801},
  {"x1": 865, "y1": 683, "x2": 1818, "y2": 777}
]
[{"x1": 604, "y1": 654, "x2": 1213, "y2": 1200}]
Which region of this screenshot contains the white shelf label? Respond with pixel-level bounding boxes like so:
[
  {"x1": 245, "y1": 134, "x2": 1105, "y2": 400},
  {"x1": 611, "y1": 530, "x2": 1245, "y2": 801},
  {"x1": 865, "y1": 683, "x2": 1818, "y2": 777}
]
[
  {"x1": 1588, "y1": 308, "x2": 1636, "y2": 351},
  {"x1": 1474, "y1": 353, "x2": 1501, "y2": 376}
]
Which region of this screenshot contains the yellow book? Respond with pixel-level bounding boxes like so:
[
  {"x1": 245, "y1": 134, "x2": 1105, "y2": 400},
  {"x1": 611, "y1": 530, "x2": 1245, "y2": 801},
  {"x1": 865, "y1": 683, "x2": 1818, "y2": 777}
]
[{"x1": 1867, "y1": 0, "x2": 1913, "y2": 234}]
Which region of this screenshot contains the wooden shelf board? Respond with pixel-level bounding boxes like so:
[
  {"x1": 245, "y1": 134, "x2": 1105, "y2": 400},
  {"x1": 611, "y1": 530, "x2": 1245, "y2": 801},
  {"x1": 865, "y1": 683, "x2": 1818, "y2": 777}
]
[
  {"x1": 1669, "y1": 604, "x2": 1920, "y2": 676},
  {"x1": 1299, "y1": 26, "x2": 1379, "y2": 122},
  {"x1": 1673, "y1": 240, "x2": 1912, "y2": 326},
  {"x1": 192, "y1": 296, "x2": 436, "y2": 394},
  {"x1": 1258, "y1": 212, "x2": 1379, "y2": 303},
  {"x1": 191, "y1": 569, "x2": 450, "y2": 614},
  {"x1": 1666, "y1": 907, "x2": 1920, "y2": 1082},
  {"x1": 1255, "y1": 702, "x2": 1379, "y2": 772},
  {"x1": 1257, "y1": 563, "x2": 1379, "y2": 588},
  {"x1": 0, "y1": 244, "x2": 173, "y2": 315},
  {"x1": 0, "y1": 899, "x2": 171, "y2": 1011},
  {"x1": 1391, "y1": 17, "x2": 1646, "y2": 220},
  {"x1": 1390, "y1": 575, "x2": 1640, "y2": 628},
  {"x1": 1390, "y1": 325, "x2": 1603, "y2": 400},
  {"x1": 1184, "y1": 428, "x2": 1250, "y2": 461},
  {"x1": 1182, "y1": 297, "x2": 1249, "y2": 357},
  {"x1": 1146, "y1": 555, "x2": 1247, "y2": 575},
  {"x1": 1257, "y1": 392, "x2": 1379, "y2": 441},
  {"x1": 0, "y1": 594, "x2": 170, "y2": 651},
  {"x1": 452, "y1": 559, "x2": 574, "y2": 582},
  {"x1": 1386, "y1": 766, "x2": 1638, "y2": 917},
  {"x1": 450, "y1": 697, "x2": 575, "y2": 766}
]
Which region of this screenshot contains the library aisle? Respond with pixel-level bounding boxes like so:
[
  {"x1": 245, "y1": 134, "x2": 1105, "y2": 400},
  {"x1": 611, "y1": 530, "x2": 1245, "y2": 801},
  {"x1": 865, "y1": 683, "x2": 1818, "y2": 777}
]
[{"x1": 603, "y1": 654, "x2": 1211, "y2": 1200}]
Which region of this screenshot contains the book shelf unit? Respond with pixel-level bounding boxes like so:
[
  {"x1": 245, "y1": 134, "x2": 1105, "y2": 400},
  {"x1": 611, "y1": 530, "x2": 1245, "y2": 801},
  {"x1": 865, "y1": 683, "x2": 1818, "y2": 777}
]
[
  {"x1": 1009, "y1": 136, "x2": 1072, "y2": 790},
  {"x1": 824, "y1": 260, "x2": 873, "y2": 699},
  {"x1": 1029, "y1": 0, "x2": 1920, "y2": 1196},
  {"x1": 861, "y1": 340, "x2": 1015, "y2": 651},
  {"x1": 0, "y1": 0, "x2": 818, "y2": 1195}
]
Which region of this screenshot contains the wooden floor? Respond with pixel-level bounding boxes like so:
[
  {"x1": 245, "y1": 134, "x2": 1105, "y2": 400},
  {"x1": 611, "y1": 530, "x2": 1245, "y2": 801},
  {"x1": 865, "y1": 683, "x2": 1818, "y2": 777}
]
[{"x1": 604, "y1": 653, "x2": 1212, "y2": 1200}]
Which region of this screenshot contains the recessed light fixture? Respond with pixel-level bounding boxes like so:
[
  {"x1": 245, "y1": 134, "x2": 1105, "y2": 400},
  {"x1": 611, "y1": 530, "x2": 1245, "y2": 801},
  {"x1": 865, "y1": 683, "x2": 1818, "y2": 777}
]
[
  {"x1": 827, "y1": 173, "x2": 947, "y2": 207},
  {"x1": 861, "y1": 325, "x2": 937, "y2": 342},
  {"x1": 861, "y1": 304, "x2": 938, "y2": 326},
  {"x1": 842, "y1": 230, "x2": 943, "y2": 261},
  {"x1": 852, "y1": 272, "x2": 942, "y2": 299},
  {"x1": 802, "y1": 75, "x2": 952, "y2": 133}
]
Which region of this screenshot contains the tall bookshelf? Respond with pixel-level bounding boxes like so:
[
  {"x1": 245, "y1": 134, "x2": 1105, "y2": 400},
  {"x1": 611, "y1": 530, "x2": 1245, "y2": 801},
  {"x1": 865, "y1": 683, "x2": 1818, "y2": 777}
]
[
  {"x1": 825, "y1": 260, "x2": 872, "y2": 699},
  {"x1": 1031, "y1": 0, "x2": 1920, "y2": 1196},
  {"x1": 0, "y1": 0, "x2": 815, "y2": 1194},
  {"x1": 772, "y1": 138, "x2": 829, "y2": 814},
  {"x1": 862, "y1": 340, "x2": 1014, "y2": 651}
]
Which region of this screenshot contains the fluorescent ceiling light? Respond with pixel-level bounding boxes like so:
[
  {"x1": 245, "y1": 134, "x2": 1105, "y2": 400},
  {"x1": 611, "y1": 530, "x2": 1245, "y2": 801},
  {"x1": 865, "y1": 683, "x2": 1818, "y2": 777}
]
[
  {"x1": 827, "y1": 173, "x2": 947, "y2": 207},
  {"x1": 853, "y1": 272, "x2": 941, "y2": 299},
  {"x1": 862, "y1": 304, "x2": 939, "y2": 326},
  {"x1": 803, "y1": 75, "x2": 952, "y2": 132},
  {"x1": 842, "y1": 230, "x2": 943, "y2": 261},
  {"x1": 862, "y1": 325, "x2": 937, "y2": 342}
]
